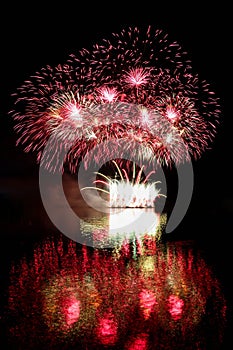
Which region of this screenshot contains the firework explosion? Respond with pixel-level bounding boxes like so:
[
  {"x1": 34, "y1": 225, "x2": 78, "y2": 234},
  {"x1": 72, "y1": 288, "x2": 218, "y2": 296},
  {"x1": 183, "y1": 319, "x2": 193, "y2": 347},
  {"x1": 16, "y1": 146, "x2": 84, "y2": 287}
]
[
  {"x1": 81, "y1": 160, "x2": 166, "y2": 208},
  {"x1": 9, "y1": 26, "x2": 220, "y2": 173}
]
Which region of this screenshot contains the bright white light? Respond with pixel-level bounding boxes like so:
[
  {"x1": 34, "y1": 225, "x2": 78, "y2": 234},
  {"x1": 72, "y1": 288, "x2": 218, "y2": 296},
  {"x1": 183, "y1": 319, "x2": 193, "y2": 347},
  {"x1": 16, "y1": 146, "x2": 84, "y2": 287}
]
[
  {"x1": 108, "y1": 208, "x2": 160, "y2": 234},
  {"x1": 166, "y1": 106, "x2": 178, "y2": 121},
  {"x1": 109, "y1": 180, "x2": 161, "y2": 208},
  {"x1": 80, "y1": 208, "x2": 164, "y2": 244}
]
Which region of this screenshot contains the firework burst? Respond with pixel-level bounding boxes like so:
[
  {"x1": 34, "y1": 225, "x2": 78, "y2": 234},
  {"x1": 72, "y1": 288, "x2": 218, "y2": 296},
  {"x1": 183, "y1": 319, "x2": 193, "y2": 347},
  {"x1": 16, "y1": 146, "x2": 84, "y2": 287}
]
[
  {"x1": 9, "y1": 26, "x2": 220, "y2": 173},
  {"x1": 81, "y1": 160, "x2": 166, "y2": 208}
]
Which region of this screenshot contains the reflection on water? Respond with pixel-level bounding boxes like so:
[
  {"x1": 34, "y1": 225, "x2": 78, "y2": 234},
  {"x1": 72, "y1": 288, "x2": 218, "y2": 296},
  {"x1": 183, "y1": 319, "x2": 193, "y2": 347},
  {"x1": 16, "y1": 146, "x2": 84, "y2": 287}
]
[
  {"x1": 80, "y1": 208, "x2": 167, "y2": 248},
  {"x1": 5, "y1": 231, "x2": 227, "y2": 350}
]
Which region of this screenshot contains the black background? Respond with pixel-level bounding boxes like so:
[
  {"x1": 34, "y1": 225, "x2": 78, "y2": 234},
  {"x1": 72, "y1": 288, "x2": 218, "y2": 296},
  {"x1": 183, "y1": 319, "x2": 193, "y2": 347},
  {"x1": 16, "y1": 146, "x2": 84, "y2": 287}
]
[
  {"x1": 1, "y1": 4, "x2": 231, "y2": 237},
  {"x1": 0, "y1": 3, "x2": 232, "y2": 348}
]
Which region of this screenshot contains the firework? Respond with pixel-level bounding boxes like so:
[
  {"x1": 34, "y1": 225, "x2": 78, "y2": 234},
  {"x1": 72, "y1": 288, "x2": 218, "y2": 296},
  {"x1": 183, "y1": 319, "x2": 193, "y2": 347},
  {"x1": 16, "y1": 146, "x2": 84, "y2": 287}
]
[
  {"x1": 81, "y1": 160, "x2": 166, "y2": 208},
  {"x1": 9, "y1": 26, "x2": 220, "y2": 173}
]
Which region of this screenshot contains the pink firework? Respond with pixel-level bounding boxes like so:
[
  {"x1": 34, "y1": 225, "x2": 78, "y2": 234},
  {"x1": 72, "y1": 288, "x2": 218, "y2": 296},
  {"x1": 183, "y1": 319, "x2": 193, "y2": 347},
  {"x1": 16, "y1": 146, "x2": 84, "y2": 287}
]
[{"x1": 9, "y1": 26, "x2": 220, "y2": 173}]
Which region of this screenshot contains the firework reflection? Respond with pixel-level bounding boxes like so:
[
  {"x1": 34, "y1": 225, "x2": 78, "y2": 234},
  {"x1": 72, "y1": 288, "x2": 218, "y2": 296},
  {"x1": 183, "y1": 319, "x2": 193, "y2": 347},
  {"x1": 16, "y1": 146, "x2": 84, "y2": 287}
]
[
  {"x1": 6, "y1": 234, "x2": 227, "y2": 349},
  {"x1": 80, "y1": 208, "x2": 166, "y2": 249}
]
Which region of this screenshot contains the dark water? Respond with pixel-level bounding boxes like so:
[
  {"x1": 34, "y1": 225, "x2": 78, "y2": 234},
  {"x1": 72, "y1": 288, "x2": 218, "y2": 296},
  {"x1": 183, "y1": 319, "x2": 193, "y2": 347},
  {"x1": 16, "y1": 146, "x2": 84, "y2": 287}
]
[{"x1": 0, "y1": 214, "x2": 231, "y2": 350}]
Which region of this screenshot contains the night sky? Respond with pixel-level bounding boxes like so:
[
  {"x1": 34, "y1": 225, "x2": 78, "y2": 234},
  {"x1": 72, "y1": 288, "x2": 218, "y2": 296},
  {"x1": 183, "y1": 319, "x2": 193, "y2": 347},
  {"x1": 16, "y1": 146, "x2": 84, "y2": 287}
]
[
  {"x1": 0, "y1": 5, "x2": 232, "y2": 247},
  {"x1": 0, "y1": 4, "x2": 232, "y2": 349},
  {"x1": 0, "y1": 3, "x2": 230, "y2": 258}
]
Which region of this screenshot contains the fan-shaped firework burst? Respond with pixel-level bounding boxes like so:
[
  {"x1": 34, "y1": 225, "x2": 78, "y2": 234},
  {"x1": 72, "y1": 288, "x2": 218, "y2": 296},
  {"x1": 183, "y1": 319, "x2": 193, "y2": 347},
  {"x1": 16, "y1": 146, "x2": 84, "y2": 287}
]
[
  {"x1": 9, "y1": 26, "x2": 220, "y2": 173},
  {"x1": 81, "y1": 160, "x2": 166, "y2": 208}
]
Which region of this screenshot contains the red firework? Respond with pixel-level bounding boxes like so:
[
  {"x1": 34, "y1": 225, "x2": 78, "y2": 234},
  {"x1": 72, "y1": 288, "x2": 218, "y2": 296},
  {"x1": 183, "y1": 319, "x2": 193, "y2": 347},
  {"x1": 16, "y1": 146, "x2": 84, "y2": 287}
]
[{"x1": 9, "y1": 26, "x2": 220, "y2": 173}]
